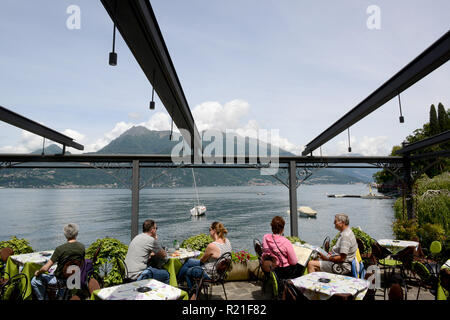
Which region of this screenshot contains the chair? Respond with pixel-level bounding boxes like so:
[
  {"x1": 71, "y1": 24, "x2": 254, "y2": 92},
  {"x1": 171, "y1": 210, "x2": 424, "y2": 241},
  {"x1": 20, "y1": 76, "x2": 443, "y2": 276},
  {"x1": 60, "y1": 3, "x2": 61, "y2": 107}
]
[
  {"x1": 45, "y1": 259, "x2": 83, "y2": 300},
  {"x1": 322, "y1": 236, "x2": 330, "y2": 253},
  {"x1": 92, "y1": 243, "x2": 102, "y2": 265},
  {"x1": 411, "y1": 260, "x2": 440, "y2": 299},
  {"x1": 88, "y1": 277, "x2": 101, "y2": 295},
  {"x1": 0, "y1": 247, "x2": 14, "y2": 279},
  {"x1": 115, "y1": 257, "x2": 135, "y2": 284},
  {"x1": 193, "y1": 252, "x2": 232, "y2": 300},
  {"x1": 0, "y1": 273, "x2": 27, "y2": 301},
  {"x1": 253, "y1": 239, "x2": 264, "y2": 284}
]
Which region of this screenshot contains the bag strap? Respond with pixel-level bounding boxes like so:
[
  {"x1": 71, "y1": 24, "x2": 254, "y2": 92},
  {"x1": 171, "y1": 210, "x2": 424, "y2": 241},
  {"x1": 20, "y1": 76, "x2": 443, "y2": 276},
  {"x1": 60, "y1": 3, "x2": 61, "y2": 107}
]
[{"x1": 272, "y1": 234, "x2": 288, "y2": 259}]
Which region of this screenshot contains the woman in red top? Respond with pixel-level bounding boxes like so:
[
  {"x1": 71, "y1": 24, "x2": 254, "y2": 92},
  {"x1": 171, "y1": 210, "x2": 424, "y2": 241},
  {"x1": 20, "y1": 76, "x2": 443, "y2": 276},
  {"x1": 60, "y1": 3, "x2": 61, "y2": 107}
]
[{"x1": 262, "y1": 216, "x2": 304, "y2": 279}]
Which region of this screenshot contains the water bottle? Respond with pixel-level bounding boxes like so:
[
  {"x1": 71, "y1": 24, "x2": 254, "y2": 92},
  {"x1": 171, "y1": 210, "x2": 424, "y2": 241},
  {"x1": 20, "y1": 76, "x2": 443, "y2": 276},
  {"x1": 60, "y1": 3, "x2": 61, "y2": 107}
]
[{"x1": 174, "y1": 239, "x2": 179, "y2": 250}]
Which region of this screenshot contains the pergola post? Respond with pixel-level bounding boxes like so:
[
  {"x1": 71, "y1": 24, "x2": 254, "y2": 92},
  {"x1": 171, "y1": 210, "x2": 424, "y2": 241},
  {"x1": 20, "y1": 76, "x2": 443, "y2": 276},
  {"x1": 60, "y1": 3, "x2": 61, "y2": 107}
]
[
  {"x1": 288, "y1": 160, "x2": 299, "y2": 237},
  {"x1": 131, "y1": 160, "x2": 140, "y2": 240},
  {"x1": 403, "y1": 157, "x2": 415, "y2": 220}
]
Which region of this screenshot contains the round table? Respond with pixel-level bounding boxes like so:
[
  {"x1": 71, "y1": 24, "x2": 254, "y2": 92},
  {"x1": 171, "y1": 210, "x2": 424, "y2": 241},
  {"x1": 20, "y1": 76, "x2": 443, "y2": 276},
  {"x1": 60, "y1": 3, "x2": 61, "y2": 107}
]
[{"x1": 291, "y1": 271, "x2": 370, "y2": 300}]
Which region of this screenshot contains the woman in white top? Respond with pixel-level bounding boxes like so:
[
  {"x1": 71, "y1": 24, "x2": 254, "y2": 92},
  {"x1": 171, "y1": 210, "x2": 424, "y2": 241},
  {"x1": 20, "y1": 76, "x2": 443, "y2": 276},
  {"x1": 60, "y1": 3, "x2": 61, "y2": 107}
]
[{"x1": 178, "y1": 221, "x2": 232, "y2": 291}]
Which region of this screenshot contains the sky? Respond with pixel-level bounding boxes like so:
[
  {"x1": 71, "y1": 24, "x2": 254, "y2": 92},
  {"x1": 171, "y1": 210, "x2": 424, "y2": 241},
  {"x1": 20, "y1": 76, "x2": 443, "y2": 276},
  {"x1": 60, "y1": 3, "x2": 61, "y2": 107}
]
[{"x1": 0, "y1": 0, "x2": 449, "y2": 156}]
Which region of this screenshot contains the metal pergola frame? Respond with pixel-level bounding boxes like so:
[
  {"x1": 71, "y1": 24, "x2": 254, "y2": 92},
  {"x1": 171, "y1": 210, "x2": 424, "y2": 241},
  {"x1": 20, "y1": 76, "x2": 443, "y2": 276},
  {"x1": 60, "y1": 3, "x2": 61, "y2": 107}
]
[
  {"x1": 0, "y1": 105, "x2": 84, "y2": 152},
  {"x1": 100, "y1": 0, "x2": 202, "y2": 155},
  {"x1": 302, "y1": 31, "x2": 450, "y2": 156}
]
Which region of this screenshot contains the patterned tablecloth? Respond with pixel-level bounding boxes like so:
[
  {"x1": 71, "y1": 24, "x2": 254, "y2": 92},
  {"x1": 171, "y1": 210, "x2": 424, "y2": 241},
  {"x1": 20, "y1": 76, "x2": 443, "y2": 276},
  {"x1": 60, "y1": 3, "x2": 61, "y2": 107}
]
[
  {"x1": 92, "y1": 278, "x2": 188, "y2": 300},
  {"x1": 10, "y1": 251, "x2": 54, "y2": 266},
  {"x1": 377, "y1": 239, "x2": 419, "y2": 253},
  {"x1": 291, "y1": 272, "x2": 370, "y2": 300},
  {"x1": 167, "y1": 248, "x2": 201, "y2": 261}
]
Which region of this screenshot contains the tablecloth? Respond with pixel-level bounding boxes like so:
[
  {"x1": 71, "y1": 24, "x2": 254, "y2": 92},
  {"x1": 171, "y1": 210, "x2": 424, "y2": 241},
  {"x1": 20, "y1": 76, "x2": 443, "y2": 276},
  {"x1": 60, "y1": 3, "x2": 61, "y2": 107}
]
[
  {"x1": 4, "y1": 251, "x2": 56, "y2": 300},
  {"x1": 162, "y1": 249, "x2": 201, "y2": 287},
  {"x1": 91, "y1": 278, "x2": 188, "y2": 300},
  {"x1": 291, "y1": 271, "x2": 369, "y2": 300}
]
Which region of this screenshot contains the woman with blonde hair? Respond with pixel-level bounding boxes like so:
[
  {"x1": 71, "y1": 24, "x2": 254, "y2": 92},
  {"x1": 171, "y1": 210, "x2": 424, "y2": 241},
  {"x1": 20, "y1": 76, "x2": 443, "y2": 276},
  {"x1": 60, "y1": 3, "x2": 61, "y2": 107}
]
[{"x1": 177, "y1": 221, "x2": 232, "y2": 291}]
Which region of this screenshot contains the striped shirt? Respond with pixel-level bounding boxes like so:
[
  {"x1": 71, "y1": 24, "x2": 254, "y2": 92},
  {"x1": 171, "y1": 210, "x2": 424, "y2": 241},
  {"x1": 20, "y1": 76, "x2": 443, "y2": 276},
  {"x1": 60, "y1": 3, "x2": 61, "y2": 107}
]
[
  {"x1": 331, "y1": 227, "x2": 357, "y2": 263},
  {"x1": 203, "y1": 239, "x2": 232, "y2": 279}
]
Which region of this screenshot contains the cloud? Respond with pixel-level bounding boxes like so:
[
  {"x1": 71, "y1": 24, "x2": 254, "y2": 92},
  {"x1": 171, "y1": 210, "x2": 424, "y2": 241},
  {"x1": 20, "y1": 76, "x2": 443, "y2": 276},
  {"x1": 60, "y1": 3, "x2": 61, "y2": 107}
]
[
  {"x1": 334, "y1": 135, "x2": 390, "y2": 156},
  {"x1": 0, "y1": 130, "x2": 45, "y2": 153}
]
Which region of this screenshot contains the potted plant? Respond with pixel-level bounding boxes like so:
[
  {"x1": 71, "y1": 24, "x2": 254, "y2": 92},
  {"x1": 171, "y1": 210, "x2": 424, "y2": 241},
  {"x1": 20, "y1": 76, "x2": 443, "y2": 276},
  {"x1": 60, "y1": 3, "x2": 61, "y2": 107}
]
[{"x1": 227, "y1": 250, "x2": 259, "y2": 281}]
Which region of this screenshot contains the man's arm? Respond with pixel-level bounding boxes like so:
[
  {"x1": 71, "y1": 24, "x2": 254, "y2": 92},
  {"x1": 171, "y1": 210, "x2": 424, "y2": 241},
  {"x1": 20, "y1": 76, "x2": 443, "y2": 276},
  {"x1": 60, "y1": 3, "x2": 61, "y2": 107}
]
[
  {"x1": 319, "y1": 252, "x2": 347, "y2": 263},
  {"x1": 34, "y1": 260, "x2": 54, "y2": 277}
]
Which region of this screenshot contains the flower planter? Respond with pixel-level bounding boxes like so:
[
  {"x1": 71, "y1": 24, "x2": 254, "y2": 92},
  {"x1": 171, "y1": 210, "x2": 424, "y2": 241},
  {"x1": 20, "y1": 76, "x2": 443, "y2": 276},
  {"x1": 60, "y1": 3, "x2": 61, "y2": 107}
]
[{"x1": 226, "y1": 260, "x2": 261, "y2": 281}]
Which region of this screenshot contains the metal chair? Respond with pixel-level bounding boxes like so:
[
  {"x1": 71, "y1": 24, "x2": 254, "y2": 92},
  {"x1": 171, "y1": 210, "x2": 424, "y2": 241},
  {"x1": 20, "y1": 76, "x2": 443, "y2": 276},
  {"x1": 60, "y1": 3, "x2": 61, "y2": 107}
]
[
  {"x1": 253, "y1": 239, "x2": 264, "y2": 283},
  {"x1": 193, "y1": 252, "x2": 232, "y2": 300},
  {"x1": 0, "y1": 273, "x2": 27, "y2": 301},
  {"x1": 0, "y1": 247, "x2": 14, "y2": 279},
  {"x1": 115, "y1": 256, "x2": 135, "y2": 283},
  {"x1": 322, "y1": 236, "x2": 330, "y2": 253},
  {"x1": 45, "y1": 259, "x2": 83, "y2": 300}
]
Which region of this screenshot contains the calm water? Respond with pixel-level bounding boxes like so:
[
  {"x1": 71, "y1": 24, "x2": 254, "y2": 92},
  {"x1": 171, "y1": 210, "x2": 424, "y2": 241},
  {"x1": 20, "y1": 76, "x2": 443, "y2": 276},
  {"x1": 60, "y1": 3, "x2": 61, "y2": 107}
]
[{"x1": 0, "y1": 185, "x2": 395, "y2": 253}]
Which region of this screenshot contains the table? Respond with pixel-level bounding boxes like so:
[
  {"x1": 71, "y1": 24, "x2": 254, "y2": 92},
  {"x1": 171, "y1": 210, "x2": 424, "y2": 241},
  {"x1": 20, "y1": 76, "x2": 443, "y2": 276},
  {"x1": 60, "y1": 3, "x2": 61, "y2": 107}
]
[
  {"x1": 4, "y1": 250, "x2": 56, "y2": 300},
  {"x1": 437, "y1": 259, "x2": 450, "y2": 300},
  {"x1": 291, "y1": 271, "x2": 370, "y2": 300},
  {"x1": 91, "y1": 278, "x2": 188, "y2": 300},
  {"x1": 162, "y1": 248, "x2": 201, "y2": 287},
  {"x1": 377, "y1": 239, "x2": 419, "y2": 254}
]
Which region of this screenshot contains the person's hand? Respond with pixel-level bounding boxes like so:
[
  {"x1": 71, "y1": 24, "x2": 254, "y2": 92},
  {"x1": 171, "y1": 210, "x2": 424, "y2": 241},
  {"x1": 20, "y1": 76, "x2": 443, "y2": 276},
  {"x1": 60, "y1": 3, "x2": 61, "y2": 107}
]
[
  {"x1": 34, "y1": 270, "x2": 41, "y2": 277},
  {"x1": 319, "y1": 253, "x2": 329, "y2": 261}
]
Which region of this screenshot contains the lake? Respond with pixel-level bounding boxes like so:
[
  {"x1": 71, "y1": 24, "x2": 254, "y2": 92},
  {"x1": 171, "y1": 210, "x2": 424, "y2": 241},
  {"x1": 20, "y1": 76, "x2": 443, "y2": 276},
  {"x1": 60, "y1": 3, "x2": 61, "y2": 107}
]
[{"x1": 0, "y1": 184, "x2": 396, "y2": 253}]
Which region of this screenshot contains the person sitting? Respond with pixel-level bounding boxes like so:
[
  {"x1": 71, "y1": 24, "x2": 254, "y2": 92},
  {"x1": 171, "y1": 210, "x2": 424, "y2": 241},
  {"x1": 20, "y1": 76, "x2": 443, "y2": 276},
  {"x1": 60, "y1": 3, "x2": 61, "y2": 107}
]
[
  {"x1": 124, "y1": 219, "x2": 170, "y2": 284},
  {"x1": 262, "y1": 216, "x2": 304, "y2": 280},
  {"x1": 31, "y1": 223, "x2": 85, "y2": 300},
  {"x1": 307, "y1": 213, "x2": 357, "y2": 275},
  {"x1": 177, "y1": 221, "x2": 232, "y2": 291}
]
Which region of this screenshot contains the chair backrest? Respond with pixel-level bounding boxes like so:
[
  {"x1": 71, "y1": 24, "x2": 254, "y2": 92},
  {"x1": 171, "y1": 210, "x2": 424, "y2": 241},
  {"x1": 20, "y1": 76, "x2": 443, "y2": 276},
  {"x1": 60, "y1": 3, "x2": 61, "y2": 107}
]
[
  {"x1": 61, "y1": 259, "x2": 83, "y2": 279},
  {"x1": 88, "y1": 277, "x2": 101, "y2": 295},
  {"x1": 393, "y1": 246, "x2": 416, "y2": 270},
  {"x1": 212, "y1": 252, "x2": 232, "y2": 281},
  {"x1": 0, "y1": 273, "x2": 27, "y2": 301},
  {"x1": 412, "y1": 261, "x2": 431, "y2": 281},
  {"x1": 356, "y1": 238, "x2": 365, "y2": 254},
  {"x1": 322, "y1": 236, "x2": 330, "y2": 253},
  {"x1": 0, "y1": 247, "x2": 14, "y2": 263},
  {"x1": 253, "y1": 239, "x2": 263, "y2": 258},
  {"x1": 115, "y1": 257, "x2": 129, "y2": 281},
  {"x1": 388, "y1": 283, "x2": 404, "y2": 300},
  {"x1": 281, "y1": 280, "x2": 298, "y2": 301},
  {"x1": 92, "y1": 244, "x2": 102, "y2": 265},
  {"x1": 371, "y1": 242, "x2": 391, "y2": 260},
  {"x1": 430, "y1": 241, "x2": 442, "y2": 255}
]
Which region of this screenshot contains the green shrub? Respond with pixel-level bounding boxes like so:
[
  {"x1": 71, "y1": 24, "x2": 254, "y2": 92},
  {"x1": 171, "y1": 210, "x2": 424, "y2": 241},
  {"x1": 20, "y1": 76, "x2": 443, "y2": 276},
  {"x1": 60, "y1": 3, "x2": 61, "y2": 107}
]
[
  {"x1": 86, "y1": 237, "x2": 128, "y2": 287},
  {"x1": 0, "y1": 236, "x2": 34, "y2": 254},
  {"x1": 285, "y1": 236, "x2": 305, "y2": 244},
  {"x1": 392, "y1": 219, "x2": 419, "y2": 241},
  {"x1": 180, "y1": 234, "x2": 212, "y2": 251},
  {"x1": 0, "y1": 236, "x2": 34, "y2": 272},
  {"x1": 417, "y1": 223, "x2": 446, "y2": 249}
]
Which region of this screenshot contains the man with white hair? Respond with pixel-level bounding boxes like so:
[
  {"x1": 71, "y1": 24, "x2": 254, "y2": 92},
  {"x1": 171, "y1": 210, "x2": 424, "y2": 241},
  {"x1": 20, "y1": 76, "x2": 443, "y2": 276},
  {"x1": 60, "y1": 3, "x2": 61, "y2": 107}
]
[
  {"x1": 31, "y1": 223, "x2": 85, "y2": 300},
  {"x1": 307, "y1": 213, "x2": 357, "y2": 275}
]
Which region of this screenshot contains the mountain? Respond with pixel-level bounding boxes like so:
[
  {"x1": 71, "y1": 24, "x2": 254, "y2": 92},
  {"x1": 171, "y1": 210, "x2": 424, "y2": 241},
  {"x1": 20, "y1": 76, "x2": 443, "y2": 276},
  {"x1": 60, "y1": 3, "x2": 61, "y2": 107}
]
[{"x1": 0, "y1": 126, "x2": 376, "y2": 188}]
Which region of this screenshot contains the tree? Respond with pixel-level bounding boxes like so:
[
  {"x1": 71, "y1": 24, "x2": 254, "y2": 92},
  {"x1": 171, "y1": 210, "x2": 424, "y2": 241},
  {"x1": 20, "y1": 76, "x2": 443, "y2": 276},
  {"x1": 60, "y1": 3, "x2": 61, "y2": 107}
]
[
  {"x1": 437, "y1": 103, "x2": 449, "y2": 132},
  {"x1": 429, "y1": 104, "x2": 439, "y2": 136}
]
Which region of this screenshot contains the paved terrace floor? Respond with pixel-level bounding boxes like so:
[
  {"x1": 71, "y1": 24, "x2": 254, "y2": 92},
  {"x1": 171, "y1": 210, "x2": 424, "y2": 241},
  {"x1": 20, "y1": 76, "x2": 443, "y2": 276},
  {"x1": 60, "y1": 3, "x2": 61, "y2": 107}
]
[{"x1": 199, "y1": 277, "x2": 436, "y2": 301}]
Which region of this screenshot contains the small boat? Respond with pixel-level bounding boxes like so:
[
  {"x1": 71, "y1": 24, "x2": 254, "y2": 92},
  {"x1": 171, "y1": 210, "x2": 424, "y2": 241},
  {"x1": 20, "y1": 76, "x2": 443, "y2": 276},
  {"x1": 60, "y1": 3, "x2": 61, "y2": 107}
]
[
  {"x1": 298, "y1": 206, "x2": 317, "y2": 218},
  {"x1": 190, "y1": 205, "x2": 207, "y2": 216},
  {"x1": 190, "y1": 168, "x2": 206, "y2": 216},
  {"x1": 286, "y1": 206, "x2": 317, "y2": 218},
  {"x1": 257, "y1": 192, "x2": 266, "y2": 196},
  {"x1": 327, "y1": 194, "x2": 346, "y2": 198}
]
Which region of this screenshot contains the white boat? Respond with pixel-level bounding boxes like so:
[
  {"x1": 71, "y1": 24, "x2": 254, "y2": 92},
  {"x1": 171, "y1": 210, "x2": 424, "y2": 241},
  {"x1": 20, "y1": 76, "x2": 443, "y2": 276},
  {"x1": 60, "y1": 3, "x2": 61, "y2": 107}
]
[
  {"x1": 286, "y1": 206, "x2": 317, "y2": 218},
  {"x1": 361, "y1": 185, "x2": 392, "y2": 199},
  {"x1": 190, "y1": 205, "x2": 207, "y2": 216},
  {"x1": 298, "y1": 206, "x2": 317, "y2": 218},
  {"x1": 190, "y1": 168, "x2": 206, "y2": 216}
]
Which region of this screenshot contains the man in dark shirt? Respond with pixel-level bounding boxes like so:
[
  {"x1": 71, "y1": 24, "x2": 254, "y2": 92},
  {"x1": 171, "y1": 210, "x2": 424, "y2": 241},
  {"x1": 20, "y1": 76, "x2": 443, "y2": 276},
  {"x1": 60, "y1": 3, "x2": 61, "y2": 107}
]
[{"x1": 31, "y1": 223, "x2": 85, "y2": 300}]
